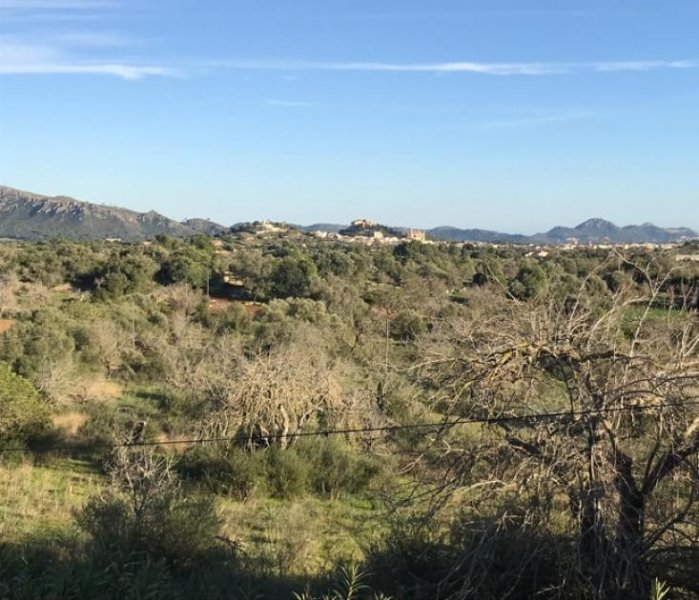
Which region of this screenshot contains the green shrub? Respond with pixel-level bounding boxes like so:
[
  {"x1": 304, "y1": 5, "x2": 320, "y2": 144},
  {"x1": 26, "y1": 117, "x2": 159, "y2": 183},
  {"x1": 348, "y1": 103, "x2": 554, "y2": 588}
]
[
  {"x1": 264, "y1": 446, "x2": 309, "y2": 499},
  {"x1": 76, "y1": 401, "x2": 159, "y2": 464},
  {"x1": 270, "y1": 254, "x2": 318, "y2": 299},
  {"x1": 0, "y1": 361, "x2": 48, "y2": 447},
  {"x1": 389, "y1": 310, "x2": 426, "y2": 341},
  {"x1": 508, "y1": 261, "x2": 547, "y2": 300},
  {"x1": 177, "y1": 446, "x2": 264, "y2": 500},
  {"x1": 77, "y1": 487, "x2": 221, "y2": 572},
  {"x1": 297, "y1": 438, "x2": 380, "y2": 499}
]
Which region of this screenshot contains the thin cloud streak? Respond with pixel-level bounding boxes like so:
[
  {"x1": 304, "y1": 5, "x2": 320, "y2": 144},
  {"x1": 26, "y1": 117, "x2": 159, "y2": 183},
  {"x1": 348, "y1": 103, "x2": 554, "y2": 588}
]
[
  {"x1": 212, "y1": 59, "x2": 698, "y2": 76},
  {"x1": 0, "y1": 63, "x2": 179, "y2": 79},
  {"x1": 593, "y1": 60, "x2": 696, "y2": 72},
  {"x1": 482, "y1": 111, "x2": 597, "y2": 129},
  {"x1": 0, "y1": 1, "x2": 113, "y2": 8},
  {"x1": 2, "y1": 13, "x2": 104, "y2": 22},
  {"x1": 212, "y1": 59, "x2": 563, "y2": 76},
  {"x1": 264, "y1": 99, "x2": 314, "y2": 107},
  {"x1": 0, "y1": 30, "x2": 173, "y2": 80},
  {"x1": 55, "y1": 31, "x2": 129, "y2": 47},
  {"x1": 346, "y1": 8, "x2": 596, "y2": 21},
  {"x1": 328, "y1": 61, "x2": 562, "y2": 75}
]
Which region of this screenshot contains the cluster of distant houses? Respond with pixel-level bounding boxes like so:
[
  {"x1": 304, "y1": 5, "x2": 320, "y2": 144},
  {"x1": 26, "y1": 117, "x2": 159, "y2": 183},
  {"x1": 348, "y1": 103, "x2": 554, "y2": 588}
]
[{"x1": 312, "y1": 218, "x2": 427, "y2": 245}]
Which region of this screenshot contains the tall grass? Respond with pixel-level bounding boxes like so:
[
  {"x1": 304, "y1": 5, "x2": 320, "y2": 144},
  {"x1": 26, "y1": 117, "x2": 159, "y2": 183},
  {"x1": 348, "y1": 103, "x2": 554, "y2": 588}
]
[{"x1": 0, "y1": 460, "x2": 98, "y2": 540}]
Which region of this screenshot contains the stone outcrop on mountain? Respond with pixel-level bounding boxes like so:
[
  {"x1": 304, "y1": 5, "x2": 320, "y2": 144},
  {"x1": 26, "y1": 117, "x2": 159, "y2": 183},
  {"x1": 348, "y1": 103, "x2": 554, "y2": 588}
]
[{"x1": 0, "y1": 186, "x2": 195, "y2": 240}]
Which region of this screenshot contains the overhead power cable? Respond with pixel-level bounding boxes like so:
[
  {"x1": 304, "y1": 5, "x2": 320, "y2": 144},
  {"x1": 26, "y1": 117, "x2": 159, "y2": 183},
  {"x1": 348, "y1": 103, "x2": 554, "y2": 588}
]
[{"x1": 2, "y1": 398, "x2": 699, "y2": 455}]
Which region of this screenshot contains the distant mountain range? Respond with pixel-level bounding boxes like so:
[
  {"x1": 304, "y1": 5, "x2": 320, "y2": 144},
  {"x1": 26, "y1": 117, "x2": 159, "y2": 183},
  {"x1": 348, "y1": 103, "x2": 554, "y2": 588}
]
[
  {"x1": 304, "y1": 219, "x2": 697, "y2": 244},
  {"x1": 533, "y1": 218, "x2": 697, "y2": 244},
  {"x1": 428, "y1": 218, "x2": 697, "y2": 244},
  {"x1": 426, "y1": 226, "x2": 530, "y2": 243},
  {"x1": 0, "y1": 185, "x2": 696, "y2": 244}
]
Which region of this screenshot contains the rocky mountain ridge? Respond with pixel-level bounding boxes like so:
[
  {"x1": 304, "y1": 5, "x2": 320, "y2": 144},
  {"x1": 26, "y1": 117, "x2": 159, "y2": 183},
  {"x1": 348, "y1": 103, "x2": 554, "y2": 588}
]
[
  {"x1": 0, "y1": 186, "x2": 195, "y2": 240},
  {"x1": 427, "y1": 218, "x2": 697, "y2": 244},
  {"x1": 1, "y1": 186, "x2": 696, "y2": 244}
]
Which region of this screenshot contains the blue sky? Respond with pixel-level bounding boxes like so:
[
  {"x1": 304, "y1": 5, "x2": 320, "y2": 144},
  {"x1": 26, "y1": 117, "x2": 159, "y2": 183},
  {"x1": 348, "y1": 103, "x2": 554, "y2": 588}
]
[{"x1": 1, "y1": 0, "x2": 698, "y2": 232}]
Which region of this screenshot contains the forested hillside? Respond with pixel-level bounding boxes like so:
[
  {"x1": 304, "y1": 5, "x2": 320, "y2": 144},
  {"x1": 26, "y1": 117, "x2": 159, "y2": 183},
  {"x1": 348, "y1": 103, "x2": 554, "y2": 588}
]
[
  {"x1": 0, "y1": 186, "x2": 196, "y2": 241},
  {"x1": 1, "y1": 232, "x2": 699, "y2": 599}
]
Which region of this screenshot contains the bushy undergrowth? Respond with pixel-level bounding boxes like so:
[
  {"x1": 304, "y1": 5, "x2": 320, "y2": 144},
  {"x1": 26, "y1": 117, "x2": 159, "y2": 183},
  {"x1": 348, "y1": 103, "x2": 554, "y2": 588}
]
[
  {"x1": 264, "y1": 446, "x2": 311, "y2": 499},
  {"x1": 297, "y1": 438, "x2": 381, "y2": 499},
  {"x1": 3, "y1": 236, "x2": 699, "y2": 598},
  {"x1": 78, "y1": 491, "x2": 221, "y2": 571},
  {"x1": 363, "y1": 514, "x2": 582, "y2": 600},
  {"x1": 177, "y1": 445, "x2": 264, "y2": 500},
  {"x1": 177, "y1": 440, "x2": 381, "y2": 501},
  {"x1": 0, "y1": 480, "x2": 238, "y2": 600}
]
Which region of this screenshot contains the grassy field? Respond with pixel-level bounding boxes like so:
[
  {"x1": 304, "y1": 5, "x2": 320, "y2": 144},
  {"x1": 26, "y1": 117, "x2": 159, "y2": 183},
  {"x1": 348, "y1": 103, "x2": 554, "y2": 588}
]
[
  {"x1": 0, "y1": 459, "x2": 98, "y2": 542},
  {"x1": 220, "y1": 495, "x2": 384, "y2": 577},
  {"x1": 0, "y1": 456, "x2": 385, "y2": 580}
]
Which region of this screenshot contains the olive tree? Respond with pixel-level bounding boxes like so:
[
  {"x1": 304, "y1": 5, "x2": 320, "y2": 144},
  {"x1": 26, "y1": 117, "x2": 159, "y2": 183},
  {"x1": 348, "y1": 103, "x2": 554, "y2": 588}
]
[
  {"x1": 0, "y1": 362, "x2": 47, "y2": 445},
  {"x1": 417, "y1": 274, "x2": 699, "y2": 598}
]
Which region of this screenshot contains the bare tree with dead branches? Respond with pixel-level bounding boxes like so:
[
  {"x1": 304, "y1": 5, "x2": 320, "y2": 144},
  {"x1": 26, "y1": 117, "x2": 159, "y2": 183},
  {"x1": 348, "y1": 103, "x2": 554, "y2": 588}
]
[{"x1": 416, "y1": 268, "x2": 699, "y2": 598}]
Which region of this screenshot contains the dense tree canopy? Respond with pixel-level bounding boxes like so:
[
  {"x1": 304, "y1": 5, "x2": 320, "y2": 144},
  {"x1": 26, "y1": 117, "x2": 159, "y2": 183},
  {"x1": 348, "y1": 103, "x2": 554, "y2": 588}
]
[{"x1": 0, "y1": 361, "x2": 47, "y2": 444}]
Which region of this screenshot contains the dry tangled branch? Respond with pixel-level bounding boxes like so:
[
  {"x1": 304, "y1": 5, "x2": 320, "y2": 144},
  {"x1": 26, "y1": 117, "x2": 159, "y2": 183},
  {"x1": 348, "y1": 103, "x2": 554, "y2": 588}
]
[{"x1": 417, "y1": 275, "x2": 699, "y2": 598}]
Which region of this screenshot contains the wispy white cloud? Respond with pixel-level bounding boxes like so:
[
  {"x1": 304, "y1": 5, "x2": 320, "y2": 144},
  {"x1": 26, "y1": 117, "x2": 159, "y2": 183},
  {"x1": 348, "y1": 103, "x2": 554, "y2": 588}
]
[
  {"x1": 212, "y1": 59, "x2": 562, "y2": 76},
  {"x1": 55, "y1": 31, "x2": 129, "y2": 47},
  {"x1": 264, "y1": 98, "x2": 313, "y2": 107},
  {"x1": 328, "y1": 61, "x2": 563, "y2": 75},
  {"x1": 0, "y1": 40, "x2": 59, "y2": 63},
  {"x1": 0, "y1": 1, "x2": 113, "y2": 8},
  {"x1": 0, "y1": 38, "x2": 178, "y2": 80},
  {"x1": 0, "y1": 0, "x2": 173, "y2": 82},
  {"x1": 346, "y1": 8, "x2": 596, "y2": 21},
  {"x1": 211, "y1": 59, "x2": 698, "y2": 76},
  {"x1": 483, "y1": 111, "x2": 597, "y2": 128},
  {"x1": 0, "y1": 0, "x2": 111, "y2": 22},
  {"x1": 3, "y1": 12, "x2": 104, "y2": 22},
  {"x1": 0, "y1": 62, "x2": 177, "y2": 79},
  {"x1": 482, "y1": 9, "x2": 596, "y2": 18},
  {"x1": 593, "y1": 60, "x2": 696, "y2": 72}
]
